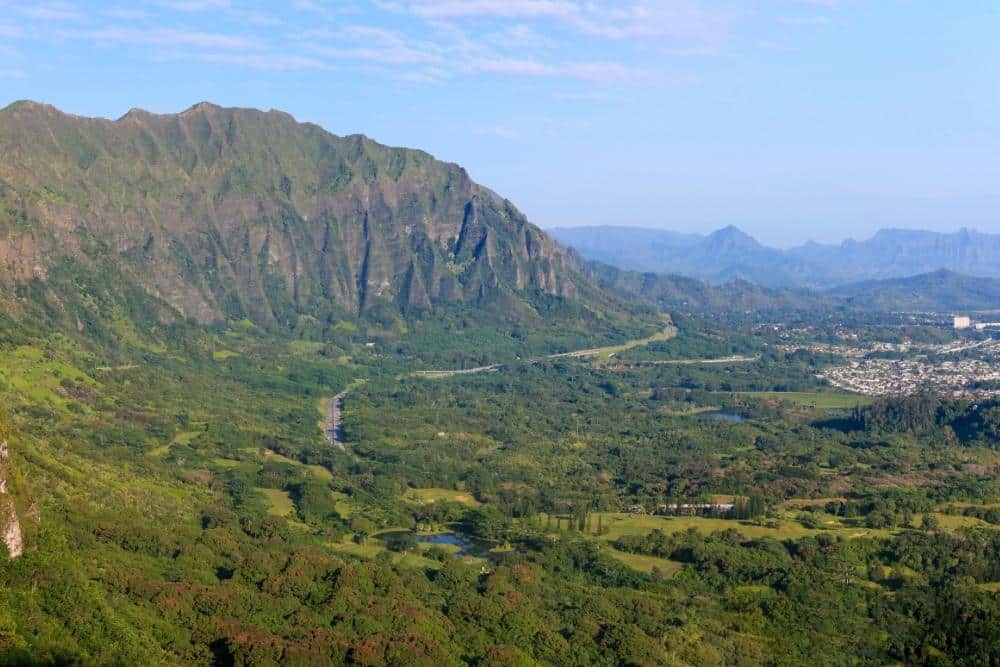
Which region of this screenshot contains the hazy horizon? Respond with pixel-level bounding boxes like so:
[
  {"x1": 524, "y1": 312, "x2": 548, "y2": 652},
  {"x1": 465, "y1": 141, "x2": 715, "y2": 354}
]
[
  {"x1": 542, "y1": 222, "x2": 997, "y2": 250},
  {"x1": 2, "y1": 1, "x2": 998, "y2": 246}
]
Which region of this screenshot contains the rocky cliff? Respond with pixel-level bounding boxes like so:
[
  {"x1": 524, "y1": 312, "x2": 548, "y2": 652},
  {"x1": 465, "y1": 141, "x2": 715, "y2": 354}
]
[
  {"x1": 0, "y1": 432, "x2": 22, "y2": 559},
  {"x1": 0, "y1": 101, "x2": 586, "y2": 328}
]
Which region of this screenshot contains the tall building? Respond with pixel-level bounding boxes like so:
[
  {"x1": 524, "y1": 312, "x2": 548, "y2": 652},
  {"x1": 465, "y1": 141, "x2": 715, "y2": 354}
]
[{"x1": 954, "y1": 316, "x2": 972, "y2": 329}]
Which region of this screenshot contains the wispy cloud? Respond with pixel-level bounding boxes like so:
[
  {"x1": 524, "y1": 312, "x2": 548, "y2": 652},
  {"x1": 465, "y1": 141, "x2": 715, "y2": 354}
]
[
  {"x1": 87, "y1": 27, "x2": 259, "y2": 50},
  {"x1": 0, "y1": 0, "x2": 846, "y2": 86},
  {"x1": 292, "y1": 1, "x2": 360, "y2": 18},
  {"x1": 305, "y1": 26, "x2": 445, "y2": 64},
  {"x1": 384, "y1": 0, "x2": 579, "y2": 20},
  {"x1": 471, "y1": 58, "x2": 647, "y2": 83},
  {"x1": 473, "y1": 57, "x2": 557, "y2": 76},
  {"x1": 103, "y1": 8, "x2": 150, "y2": 20},
  {"x1": 17, "y1": 2, "x2": 84, "y2": 22},
  {"x1": 387, "y1": 0, "x2": 732, "y2": 46},
  {"x1": 570, "y1": 2, "x2": 733, "y2": 42},
  {"x1": 779, "y1": 15, "x2": 832, "y2": 26},
  {"x1": 154, "y1": 0, "x2": 230, "y2": 12},
  {"x1": 0, "y1": 69, "x2": 27, "y2": 79},
  {"x1": 201, "y1": 53, "x2": 329, "y2": 70}
]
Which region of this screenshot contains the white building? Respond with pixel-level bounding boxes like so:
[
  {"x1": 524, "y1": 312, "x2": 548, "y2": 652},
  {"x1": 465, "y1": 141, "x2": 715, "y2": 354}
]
[{"x1": 954, "y1": 316, "x2": 972, "y2": 329}]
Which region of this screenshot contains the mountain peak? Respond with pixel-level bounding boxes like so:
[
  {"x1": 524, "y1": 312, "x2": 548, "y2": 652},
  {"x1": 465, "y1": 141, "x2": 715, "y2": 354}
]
[
  {"x1": 704, "y1": 225, "x2": 762, "y2": 250},
  {"x1": 1, "y1": 99, "x2": 63, "y2": 117},
  {"x1": 182, "y1": 101, "x2": 223, "y2": 114}
]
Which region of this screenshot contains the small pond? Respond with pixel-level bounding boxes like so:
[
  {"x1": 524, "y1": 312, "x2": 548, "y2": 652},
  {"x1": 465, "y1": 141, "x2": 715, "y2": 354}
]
[
  {"x1": 379, "y1": 530, "x2": 496, "y2": 558},
  {"x1": 699, "y1": 411, "x2": 745, "y2": 423}
]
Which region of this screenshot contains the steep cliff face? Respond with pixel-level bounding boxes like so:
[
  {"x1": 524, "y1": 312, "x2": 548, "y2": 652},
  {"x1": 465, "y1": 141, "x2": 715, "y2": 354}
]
[
  {"x1": 0, "y1": 435, "x2": 22, "y2": 559},
  {"x1": 0, "y1": 101, "x2": 582, "y2": 327}
]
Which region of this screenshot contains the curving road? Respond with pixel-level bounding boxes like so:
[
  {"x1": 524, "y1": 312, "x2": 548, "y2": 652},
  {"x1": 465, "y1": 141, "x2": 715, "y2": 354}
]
[{"x1": 325, "y1": 391, "x2": 348, "y2": 449}]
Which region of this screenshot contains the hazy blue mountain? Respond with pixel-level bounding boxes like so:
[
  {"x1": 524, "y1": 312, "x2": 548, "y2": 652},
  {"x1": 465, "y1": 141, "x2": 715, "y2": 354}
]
[
  {"x1": 552, "y1": 225, "x2": 1000, "y2": 288},
  {"x1": 548, "y1": 226, "x2": 701, "y2": 273},
  {"x1": 788, "y1": 228, "x2": 1000, "y2": 282}
]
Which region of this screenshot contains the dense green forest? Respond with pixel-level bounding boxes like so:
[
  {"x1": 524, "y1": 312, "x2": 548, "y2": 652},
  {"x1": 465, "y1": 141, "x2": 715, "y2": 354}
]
[{"x1": 0, "y1": 289, "x2": 998, "y2": 666}]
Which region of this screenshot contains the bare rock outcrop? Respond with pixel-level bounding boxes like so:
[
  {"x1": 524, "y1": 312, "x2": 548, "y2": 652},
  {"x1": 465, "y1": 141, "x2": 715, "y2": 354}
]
[{"x1": 0, "y1": 435, "x2": 23, "y2": 559}]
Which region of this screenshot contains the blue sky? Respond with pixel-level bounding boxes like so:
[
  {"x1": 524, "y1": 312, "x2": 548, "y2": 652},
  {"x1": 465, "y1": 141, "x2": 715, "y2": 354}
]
[{"x1": 1, "y1": 1, "x2": 998, "y2": 246}]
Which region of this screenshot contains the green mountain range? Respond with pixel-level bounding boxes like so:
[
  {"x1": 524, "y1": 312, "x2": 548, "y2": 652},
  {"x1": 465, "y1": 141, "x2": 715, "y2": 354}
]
[{"x1": 0, "y1": 101, "x2": 630, "y2": 336}]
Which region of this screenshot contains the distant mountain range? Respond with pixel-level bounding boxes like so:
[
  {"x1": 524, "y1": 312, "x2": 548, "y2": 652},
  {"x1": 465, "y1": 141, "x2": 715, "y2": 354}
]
[
  {"x1": 578, "y1": 257, "x2": 1000, "y2": 317},
  {"x1": 550, "y1": 225, "x2": 1000, "y2": 289}
]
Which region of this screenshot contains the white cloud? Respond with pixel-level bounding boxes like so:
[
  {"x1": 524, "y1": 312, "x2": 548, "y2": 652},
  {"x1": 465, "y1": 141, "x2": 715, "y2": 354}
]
[
  {"x1": 154, "y1": 0, "x2": 230, "y2": 12},
  {"x1": 387, "y1": 0, "x2": 578, "y2": 20},
  {"x1": 292, "y1": 1, "x2": 360, "y2": 18},
  {"x1": 201, "y1": 53, "x2": 329, "y2": 70},
  {"x1": 570, "y1": 2, "x2": 732, "y2": 42},
  {"x1": 473, "y1": 57, "x2": 558, "y2": 76},
  {"x1": 103, "y1": 8, "x2": 150, "y2": 20},
  {"x1": 0, "y1": 69, "x2": 27, "y2": 79},
  {"x1": 17, "y1": 2, "x2": 83, "y2": 21},
  {"x1": 306, "y1": 26, "x2": 445, "y2": 64},
  {"x1": 87, "y1": 27, "x2": 259, "y2": 50},
  {"x1": 470, "y1": 58, "x2": 646, "y2": 83},
  {"x1": 779, "y1": 15, "x2": 832, "y2": 26}
]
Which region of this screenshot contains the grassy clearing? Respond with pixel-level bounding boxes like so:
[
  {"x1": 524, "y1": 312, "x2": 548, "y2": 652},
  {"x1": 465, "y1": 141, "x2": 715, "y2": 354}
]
[
  {"x1": 659, "y1": 406, "x2": 721, "y2": 417},
  {"x1": 212, "y1": 350, "x2": 240, "y2": 361},
  {"x1": 328, "y1": 537, "x2": 449, "y2": 571},
  {"x1": 288, "y1": 340, "x2": 325, "y2": 355},
  {"x1": 605, "y1": 548, "x2": 683, "y2": 576},
  {"x1": 211, "y1": 458, "x2": 247, "y2": 469},
  {"x1": 546, "y1": 318, "x2": 676, "y2": 363},
  {"x1": 979, "y1": 582, "x2": 1000, "y2": 592},
  {"x1": 403, "y1": 488, "x2": 481, "y2": 506},
  {"x1": 731, "y1": 391, "x2": 872, "y2": 409},
  {"x1": 147, "y1": 430, "x2": 204, "y2": 458},
  {"x1": 782, "y1": 497, "x2": 849, "y2": 508},
  {"x1": 938, "y1": 502, "x2": 1000, "y2": 510},
  {"x1": 330, "y1": 491, "x2": 358, "y2": 517},
  {"x1": 588, "y1": 512, "x2": 891, "y2": 542},
  {"x1": 914, "y1": 513, "x2": 993, "y2": 530},
  {"x1": 260, "y1": 449, "x2": 333, "y2": 481},
  {"x1": 257, "y1": 488, "x2": 295, "y2": 517},
  {"x1": 0, "y1": 345, "x2": 95, "y2": 410}
]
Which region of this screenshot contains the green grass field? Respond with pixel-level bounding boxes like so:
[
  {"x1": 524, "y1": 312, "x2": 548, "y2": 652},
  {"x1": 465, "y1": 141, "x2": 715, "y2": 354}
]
[
  {"x1": 330, "y1": 491, "x2": 358, "y2": 517},
  {"x1": 605, "y1": 547, "x2": 683, "y2": 576},
  {"x1": 731, "y1": 391, "x2": 873, "y2": 409},
  {"x1": 547, "y1": 317, "x2": 676, "y2": 363},
  {"x1": 260, "y1": 449, "x2": 334, "y2": 480},
  {"x1": 328, "y1": 536, "x2": 456, "y2": 571},
  {"x1": 589, "y1": 512, "x2": 891, "y2": 542},
  {"x1": 147, "y1": 430, "x2": 204, "y2": 458},
  {"x1": 257, "y1": 488, "x2": 295, "y2": 517},
  {"x1": 403, "y1": 487, "x2": 481, "y2": 506}
]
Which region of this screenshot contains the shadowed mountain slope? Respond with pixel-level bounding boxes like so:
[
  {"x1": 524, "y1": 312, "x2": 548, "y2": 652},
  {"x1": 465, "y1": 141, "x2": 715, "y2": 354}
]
[{"x1": 0, "y1": 101, "x2": 628, "y2": 334}]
